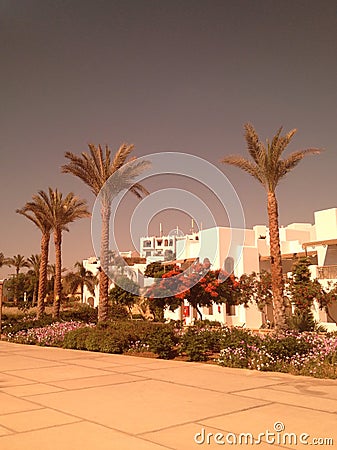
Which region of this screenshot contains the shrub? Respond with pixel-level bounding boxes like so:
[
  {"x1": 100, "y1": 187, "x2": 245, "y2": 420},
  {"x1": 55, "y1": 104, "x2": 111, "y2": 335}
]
[
  {"x1": 62, "y1": 327, "x2": 94, "y2": 350},
  {"x1": 60, "y1": 304, "x2": 98, "y2": 323},
  {"x1": 180, "y1": 326, "x2": 223, "y2": 361},
  {"x1": 148, "y1": 326, "x2": 178, "y2": 359},
  {"x1": 107, "y1": 303, "x2": 129, "y2": 320}
]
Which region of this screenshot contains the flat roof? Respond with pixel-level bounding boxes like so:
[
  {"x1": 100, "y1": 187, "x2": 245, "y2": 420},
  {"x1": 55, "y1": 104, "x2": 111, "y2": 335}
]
[{"x1": 302, "y1": 239, "x2": 337, "y2": 249}]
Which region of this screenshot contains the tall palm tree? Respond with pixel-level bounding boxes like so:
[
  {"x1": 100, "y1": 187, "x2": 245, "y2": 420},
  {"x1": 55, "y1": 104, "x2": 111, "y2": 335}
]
[
  {"x1": 45, "y1": 188, "x2": 90, "y2": 318},
  {"x1": 17, "y1": 194, "x2": 53, "y2": 318},
  {"x1": 27, "y1": 254, "x2": 41, "y2": 306},
  {"x1": 221, "y1": 123, "x2": 321, "y2": 329},
  {"x1": 62, "y1": 143, "x2": 150, "y2": 321},
  {"x1": 7, "y1": 254, "x2": 29, "y2": 304},
  {"x1": 63, "y1": 261, "x2": 97, "y2": 302}
]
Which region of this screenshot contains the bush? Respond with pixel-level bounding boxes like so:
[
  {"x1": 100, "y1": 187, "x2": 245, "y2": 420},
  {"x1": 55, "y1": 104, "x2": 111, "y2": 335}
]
[
  {"x1": 287, "y1": 309, "x2": 317, "y2": 332},
  {"x1": 60, "y1": 304, "x2": 98, "y2": 324},
  {"x1": 62, "y1": 327, "x2": 93, "y2": 350},
  {"x1": 62, "y1": 320, "x2": 177, "y2": 357},
  {"x1": 107, "y1": 303, "x2": 129, "y2": 320},
  {"x1": 180, "y1": 326, "x2": 224, "y2": 361},
  {"x1": 148, "y1": 326, "x2": 178, "y2": 359}
]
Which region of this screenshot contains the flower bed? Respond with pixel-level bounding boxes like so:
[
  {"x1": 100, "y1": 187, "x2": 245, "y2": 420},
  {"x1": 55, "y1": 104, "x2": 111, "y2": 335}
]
[
  {"x1": 3, "y1": 317, "x2": 337, "y2": 379},
  {"x1": 7, "y1": 321, "x2": 94, "y2": 346},
  {"x1": 218, "y1": 330, "x2": 337, "y2": 378}
]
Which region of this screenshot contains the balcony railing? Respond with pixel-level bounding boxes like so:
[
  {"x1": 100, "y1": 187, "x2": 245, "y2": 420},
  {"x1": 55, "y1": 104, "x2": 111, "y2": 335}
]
[{"x1": 317, "y1": 265, "x2": 337, "y2": 280}]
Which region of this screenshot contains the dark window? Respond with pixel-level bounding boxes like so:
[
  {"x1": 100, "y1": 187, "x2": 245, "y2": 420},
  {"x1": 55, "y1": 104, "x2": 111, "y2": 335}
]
[
  {"x1": 224, "y1": 257, "x2": 234, "y2": 274},
  {"x1": 226, "y1": 303, "x2": 236, "y2": 316}
]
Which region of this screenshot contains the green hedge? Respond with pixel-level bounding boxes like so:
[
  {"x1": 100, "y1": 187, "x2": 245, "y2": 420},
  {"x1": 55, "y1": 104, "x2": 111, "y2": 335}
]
[{"x1": 62, "y1": 321, "x2": 178, "y2": 358}]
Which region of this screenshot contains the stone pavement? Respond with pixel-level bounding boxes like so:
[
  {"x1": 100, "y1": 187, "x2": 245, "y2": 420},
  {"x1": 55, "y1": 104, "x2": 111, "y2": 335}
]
[{"x1": 0, "y1": 341, "x2": 336, "y2": 449}]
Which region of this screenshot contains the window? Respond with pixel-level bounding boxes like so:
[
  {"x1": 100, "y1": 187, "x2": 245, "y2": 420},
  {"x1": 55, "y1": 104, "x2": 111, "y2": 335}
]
[
  {"x1": 143, "y1": 240, "x2": 152, "y2": 248},
  {"x1": 226, "y1": 303, "x2": 236, "y2": 316},
  {"x1": 224, "y1": 257, "x2": 234, "y2": 274},
  {"x1": 203, "y1": 305, "x2": 213, "y2": 315}
]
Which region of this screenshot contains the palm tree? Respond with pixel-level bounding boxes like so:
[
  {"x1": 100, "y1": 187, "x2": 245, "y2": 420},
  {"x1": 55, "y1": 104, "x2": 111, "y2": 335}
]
[
  {"x1": 45, "y1": 188, "x2": 90, "y2": 318},
  {"x1": 7, "y1": 254, "x2": 30, "y2": 304},
  {"x1": 221, "y1": 123, "x2": 321, "y2": 329},
  {"x1": 27, "y1": 254, "x2": 41, "y2": 306},
  {"x1": 62, "y1": 143, "x2": 150, "y2": 321},
  {"x1": 63, "y1": 261, "x2": 97, "y2": 302},
  {"x1": 0, "y1": 252, "x2": 10, "y2": 269},
  {"x1": 8, "y1": 254, "x2": 29, "y2": 275},
  {"x1": 17, "y1": 194, "x2": 53, "y2": 318}
]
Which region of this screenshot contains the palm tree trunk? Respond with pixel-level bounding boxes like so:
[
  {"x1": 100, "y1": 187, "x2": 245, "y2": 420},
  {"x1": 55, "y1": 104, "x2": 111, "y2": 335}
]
[
  {"x1": 53, "y1": 229, "x2": 62, "y2": 318},
  {"x1": 37, "y1": 232, "x2": 50, "y2": 319},
  {"x1": 13, "y1": 267, "x2": 20, "y2": 305},
  {"x1": 98, "y1": 202, "x2": 111, "y2": 322},
  {"x1": 32, "y1": 282, "x2": 38, "y2": 307},
  {"x1": 267, "y1": 191, "x2": 287, "y2": 330}
]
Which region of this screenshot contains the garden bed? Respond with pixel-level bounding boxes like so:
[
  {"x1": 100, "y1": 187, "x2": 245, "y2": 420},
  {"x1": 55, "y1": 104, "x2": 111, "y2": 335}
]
[{"x1": 2, "y1": 312, "x2": 337, "y2": 379}]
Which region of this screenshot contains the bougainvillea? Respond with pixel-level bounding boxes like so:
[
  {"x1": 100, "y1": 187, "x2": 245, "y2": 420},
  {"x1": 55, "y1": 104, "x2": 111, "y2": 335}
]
[{"x1": 145, "y1": 261, "x2": 242, "y2": 320}]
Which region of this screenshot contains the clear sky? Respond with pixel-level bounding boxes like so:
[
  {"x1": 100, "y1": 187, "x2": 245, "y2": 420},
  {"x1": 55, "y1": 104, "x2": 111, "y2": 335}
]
[{"x1": 0, "y1": 0, "x2": 336, "y2": 277}]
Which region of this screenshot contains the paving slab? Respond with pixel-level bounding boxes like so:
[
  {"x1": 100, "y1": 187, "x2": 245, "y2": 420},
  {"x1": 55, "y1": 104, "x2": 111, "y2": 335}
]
[
  {"x1": 233, "y1": 386, "x2": 337, "y2": 413},
  {"x1": 199, "y1": 403, "x2": 337, "y2": 449},
  {"x1": 48, "y1": 372, "x2": 143, "y2": 390},
  {"x1": 267, "y1": 379, "x2": 337, "y2": 400},
  {"x1": 0, "y1": 408, "x2": 81, "y2": 432},
  {"x1": 0, "y1": 373, "x2": 36, "y2": 388},
  {"x1": 134, "y1": 364, "x2": 287, "y2": 393},
  {"x1": 0, "y1": 421, "x2": 170, "y2": 450},
  {"x1": 141, "y1": 422, "x2": 289, "y2": 449},
  {"x1": 0, "y1": 392, "x2": 42, "y2": 415},
  {"x1": 0, "y1": 355, "x2": 63, "y2": 371},
  {"x1": 0, "y1": 341, "x2": 336, "y2": 450},
  {"x1": 6, "y1": 364, "x2": 112, "y2": 383},
  {"x1": 29, "y1": 379, "x2": 268, "y2": 434},
  {"x1": 1, "y1": 382, "x2": 64, "y2": 397}
]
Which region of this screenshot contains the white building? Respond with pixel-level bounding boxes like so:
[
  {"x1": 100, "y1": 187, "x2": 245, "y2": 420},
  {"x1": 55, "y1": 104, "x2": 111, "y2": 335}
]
[{"x1": 164, "y1": 208, "x2": 337, "y2": 331}]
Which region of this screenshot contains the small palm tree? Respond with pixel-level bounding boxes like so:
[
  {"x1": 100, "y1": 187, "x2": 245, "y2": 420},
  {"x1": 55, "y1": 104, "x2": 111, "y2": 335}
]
[
  {"x1": 221, "y1": 123, "x2": 321, "y2": 329},
  {"x1": 63, "y1": 261, "x2": 97, "y2": 302},
  {"x1": 62, "y1": 143, "x2": 150, "y2": 321},
  {"x1": 7, "y1": 254, "x2": 30, "y2": 304},
  {"x1": 17, "y1": 194, "x2": 53, "y2": 318},
  {"x1": 0, "y1": 252, "x2": 10, "y2": 269},
  {"x1": 45, "y1": 188, "x2": 90, "y2": 318},
  {"x1": 27, "y1": 254, "x2": 41, "y2": 306},
  {"x1": 8, "y1": 254, "x2": 29, "y2": 275}
]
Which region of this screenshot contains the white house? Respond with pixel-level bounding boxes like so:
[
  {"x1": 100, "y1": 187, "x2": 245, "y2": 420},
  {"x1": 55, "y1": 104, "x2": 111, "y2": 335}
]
[{"x1": 164, "y1": 208, "x2": 337, "y2": 331}]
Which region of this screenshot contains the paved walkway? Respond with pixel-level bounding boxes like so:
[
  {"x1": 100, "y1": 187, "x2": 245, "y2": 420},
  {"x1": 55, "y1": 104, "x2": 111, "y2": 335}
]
[{"x1": 0, "y1": 341, "x2": 336, "y2": 449}]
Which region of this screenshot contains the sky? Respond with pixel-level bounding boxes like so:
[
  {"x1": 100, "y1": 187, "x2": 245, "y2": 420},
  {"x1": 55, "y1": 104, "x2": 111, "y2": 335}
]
[{"x1": 0, "y1": 0, "x2": 336, "y2": 278}]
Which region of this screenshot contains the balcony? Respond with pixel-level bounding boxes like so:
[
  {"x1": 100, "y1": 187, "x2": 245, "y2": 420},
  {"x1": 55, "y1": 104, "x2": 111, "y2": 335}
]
[{"x1": 317, "y1": 265, "x2": 337, "y2": 280}]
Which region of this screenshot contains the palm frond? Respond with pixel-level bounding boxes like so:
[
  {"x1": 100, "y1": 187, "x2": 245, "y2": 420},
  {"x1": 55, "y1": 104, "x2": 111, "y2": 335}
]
[
  {"x1": 271, "y1": 128, "x2": 297, "y2": 164},
  {"x1": 244, "y1": 123, "x2": 266, "y2": 165},
  {"x1": 221, "y1": 155, "x2": 264, "y2": 184},
  {"x1": 278, "y1": 148, "x2": 322, "y2": 178},
  {"x1": 112, "y1": 144, "x2": 135, "y2": 172}
]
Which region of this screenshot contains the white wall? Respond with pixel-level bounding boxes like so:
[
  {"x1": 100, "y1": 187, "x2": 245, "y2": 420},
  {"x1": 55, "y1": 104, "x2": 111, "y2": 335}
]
[{"x1": 314, "y1": 208, "x2": 337, "y2": 240}]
